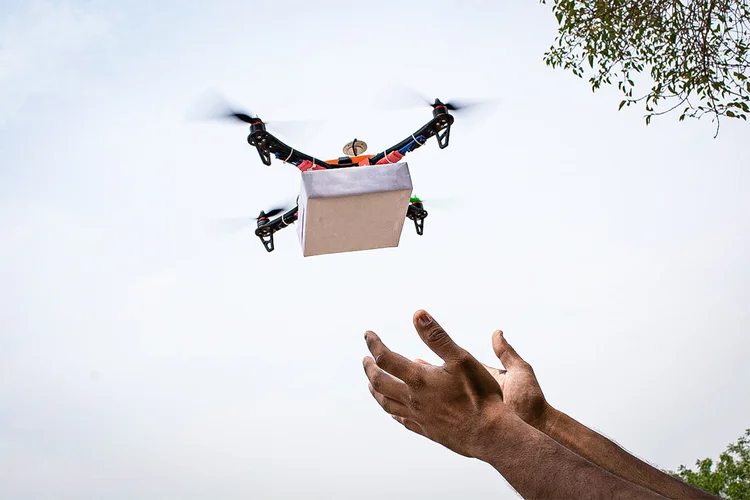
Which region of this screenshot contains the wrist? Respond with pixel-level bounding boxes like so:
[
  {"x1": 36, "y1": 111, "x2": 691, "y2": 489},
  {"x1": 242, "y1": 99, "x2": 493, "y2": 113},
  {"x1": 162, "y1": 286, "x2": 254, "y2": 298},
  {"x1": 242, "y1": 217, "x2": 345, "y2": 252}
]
[
  {"x1": 470, "y1": 404, "x2": 532, "y2": 463},
  {"x1": 536, "y1": 403, "x2": 562, "y2": 436}
]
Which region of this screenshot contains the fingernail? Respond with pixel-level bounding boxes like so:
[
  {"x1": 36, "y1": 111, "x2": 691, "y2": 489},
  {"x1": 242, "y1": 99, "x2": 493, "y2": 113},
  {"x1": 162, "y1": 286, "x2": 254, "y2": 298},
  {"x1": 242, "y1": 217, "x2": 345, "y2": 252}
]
[{"x1": 418, "y1": 312, "x2": 432, "y2": 327}]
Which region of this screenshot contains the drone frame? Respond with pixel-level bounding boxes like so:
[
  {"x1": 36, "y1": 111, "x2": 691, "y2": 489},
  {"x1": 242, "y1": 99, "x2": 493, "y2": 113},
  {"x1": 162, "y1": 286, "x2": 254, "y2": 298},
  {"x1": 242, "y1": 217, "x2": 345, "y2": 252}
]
[{"x1": 249, "y1": 103, "x2": 455, "y2": 252}]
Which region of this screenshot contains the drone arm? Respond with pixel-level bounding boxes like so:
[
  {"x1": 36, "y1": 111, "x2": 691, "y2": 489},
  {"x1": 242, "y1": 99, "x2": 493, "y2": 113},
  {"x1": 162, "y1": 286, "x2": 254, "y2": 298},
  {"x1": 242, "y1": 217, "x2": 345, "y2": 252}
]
[
  {"x1": 366, "y1": 114, "x2": 453, "y2": 165},
  {"x1": 364, "y1": 137, "x2": 424, "y2": 165},
  {"x1": 249, "y1": 130, "x2": 335, "y2": 170}
]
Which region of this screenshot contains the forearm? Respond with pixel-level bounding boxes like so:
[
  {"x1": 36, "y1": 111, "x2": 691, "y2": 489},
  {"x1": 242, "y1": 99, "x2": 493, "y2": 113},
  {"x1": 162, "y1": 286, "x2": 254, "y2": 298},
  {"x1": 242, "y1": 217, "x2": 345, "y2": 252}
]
[
  {"x1": 477, "y1": 413, "x2": 669, "y2": 500},
  {"x1": 539, "y1": 407, "x2": 717, "y2": 500}
]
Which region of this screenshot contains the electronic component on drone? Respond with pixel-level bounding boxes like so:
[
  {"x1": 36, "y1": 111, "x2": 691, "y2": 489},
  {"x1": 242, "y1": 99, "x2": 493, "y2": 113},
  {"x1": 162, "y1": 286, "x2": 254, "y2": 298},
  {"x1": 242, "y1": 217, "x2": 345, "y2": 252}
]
[
  {"x1": 343, "y1": 139, "x2": 367, "y2": 156},
  {"x1": 406, "y1": 196, "x2": 428, "y2": 236}
]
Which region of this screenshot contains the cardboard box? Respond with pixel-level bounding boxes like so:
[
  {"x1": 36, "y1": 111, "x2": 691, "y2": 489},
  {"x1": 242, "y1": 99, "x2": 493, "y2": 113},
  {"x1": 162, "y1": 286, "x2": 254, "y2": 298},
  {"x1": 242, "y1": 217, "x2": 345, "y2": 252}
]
[{"x1": 297, "y1": 162, "x2": 413, "y2": 257}]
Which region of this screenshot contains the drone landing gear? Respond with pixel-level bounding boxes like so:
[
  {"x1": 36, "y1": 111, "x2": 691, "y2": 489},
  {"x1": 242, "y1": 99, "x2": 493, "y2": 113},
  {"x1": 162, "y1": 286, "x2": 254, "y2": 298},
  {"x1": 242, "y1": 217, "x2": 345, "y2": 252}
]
[
  {"x1": 253, "y1": 208, "x2": 298, "y2": 253},
  {"x1": 406, "y1": 202, "x2": 428, "y2": 236},
  {"x1": 436, "y1": 124, "x2": 451, "y2": 149},
  {"x1": 256, "y1": 227, "x2": 275, "y2": 252},
  {"x1": 412, "y1": 216, "x2": 425, "y2": 235},
  {"x1": 256, "y1": 146, "x2": 272, "y2": 166}
]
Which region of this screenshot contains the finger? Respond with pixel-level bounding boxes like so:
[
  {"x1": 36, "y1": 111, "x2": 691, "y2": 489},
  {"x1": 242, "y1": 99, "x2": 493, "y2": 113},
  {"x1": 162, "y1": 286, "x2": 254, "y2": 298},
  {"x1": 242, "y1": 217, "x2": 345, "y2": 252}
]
[
  {"x1": 414, "y1": 358, "x2": 432, "y2": 365},
  {"x1": 413, "y1": 311, "x2": 499, "y2": 393},
  {"x1": 412, "y1": 310, "x2": 469, "y2": 363},
  {"x1": 492, "y1": 330, "x2": 526, "y2": 369},
  {"x1": 363, "y1": 356, "x2": 410, "y2": 402},
  {"x1": 391, "y1": 415, "x2": 426, "y2": 437},
  {"x1": 365, "y1": 331, "x2": 423, "y2": 384},
  {"x1": 368, "y1": 383, "x2": 413, "y2": 419}
]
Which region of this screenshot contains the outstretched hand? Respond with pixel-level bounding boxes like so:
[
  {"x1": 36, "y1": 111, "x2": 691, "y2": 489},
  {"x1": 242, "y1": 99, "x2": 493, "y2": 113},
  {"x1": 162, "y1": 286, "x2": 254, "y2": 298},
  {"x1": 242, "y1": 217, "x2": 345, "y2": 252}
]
[
  {"x1": 363, "y1": 310, "x2": 508, "y2": 459},
  {"x1": 483, "y1": 330, "x2": 553, "y2": 430},
  {"x1": 414, "y1": 328, "x2": 553, "y2": 431}
]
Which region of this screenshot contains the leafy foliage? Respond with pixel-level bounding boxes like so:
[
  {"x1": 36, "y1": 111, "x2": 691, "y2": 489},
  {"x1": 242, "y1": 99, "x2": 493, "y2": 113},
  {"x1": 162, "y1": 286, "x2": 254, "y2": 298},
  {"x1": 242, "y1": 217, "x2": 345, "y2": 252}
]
[
  {"x1": 540, "y1": 0, "x2": 750, "y2": 136},
  {"x1": 671, "y1": 428, "x2": 750, "y2": 499}
]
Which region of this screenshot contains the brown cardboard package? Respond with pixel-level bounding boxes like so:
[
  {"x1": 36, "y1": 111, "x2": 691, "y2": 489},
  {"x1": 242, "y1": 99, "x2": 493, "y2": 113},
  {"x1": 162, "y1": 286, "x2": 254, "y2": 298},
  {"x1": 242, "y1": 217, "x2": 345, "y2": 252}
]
[{"x1": 296, "y1": 162, "x2": 413, "y2": 257}]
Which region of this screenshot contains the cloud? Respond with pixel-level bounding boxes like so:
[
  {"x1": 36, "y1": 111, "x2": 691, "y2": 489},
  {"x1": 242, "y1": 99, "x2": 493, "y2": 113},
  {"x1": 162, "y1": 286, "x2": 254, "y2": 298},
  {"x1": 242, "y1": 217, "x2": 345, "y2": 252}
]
[{"x1": 0, "y1": 0, "x2": 114, "y2": 128}]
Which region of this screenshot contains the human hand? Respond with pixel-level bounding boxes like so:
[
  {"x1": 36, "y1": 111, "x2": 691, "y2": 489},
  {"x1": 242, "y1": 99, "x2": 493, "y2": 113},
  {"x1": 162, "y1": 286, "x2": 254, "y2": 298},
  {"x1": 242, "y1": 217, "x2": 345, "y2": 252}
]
[
  {"x1": 363, "y1": 310, "x2": 511, "y2": 459},
  {"x1": 417, "y1": 329, "x2": 554, "y2": 432}
]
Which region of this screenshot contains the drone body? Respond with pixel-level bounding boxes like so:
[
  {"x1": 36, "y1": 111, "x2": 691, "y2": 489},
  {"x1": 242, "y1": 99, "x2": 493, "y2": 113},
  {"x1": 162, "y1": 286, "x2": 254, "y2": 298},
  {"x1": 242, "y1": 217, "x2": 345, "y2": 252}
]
[{"x1": 227, "y1": 98, "x2": 464, "y2": 255}]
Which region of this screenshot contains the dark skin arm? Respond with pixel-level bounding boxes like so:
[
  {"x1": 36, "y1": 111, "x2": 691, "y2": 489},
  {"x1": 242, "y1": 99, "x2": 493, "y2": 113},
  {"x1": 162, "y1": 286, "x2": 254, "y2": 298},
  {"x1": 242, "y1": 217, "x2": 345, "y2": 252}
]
[
  {"x1": 363, "y1": 310, "x2": 670, "y2": 500},
  {"x1": 456, "y1": 328, "x2": 719, "y2": 500}
]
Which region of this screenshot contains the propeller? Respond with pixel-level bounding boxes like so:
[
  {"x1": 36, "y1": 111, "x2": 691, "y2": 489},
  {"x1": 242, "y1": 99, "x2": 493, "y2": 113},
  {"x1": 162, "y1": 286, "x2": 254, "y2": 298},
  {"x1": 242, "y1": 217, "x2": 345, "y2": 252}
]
[
  {"x1": 375, "y1": 84, "x2": 501, "y2": 120},
  {"x1": 256, "y1": 207, "x2": 287, "y2": 219},
  {"x1": 410, "y1": 195, "x2": 464, "y2": 210},
  {"x1": 207, "y1": 203, "x2": 297, "y2": 236},
  {"x1": 226, "y1": 110, "x2": 262, "y2": 124},
  {"x1": 431, "y1": 97, "x2": 492, "y2": 114},
  {"x1": 187, "y1": 89, "x2": 317, "y2": 137}
]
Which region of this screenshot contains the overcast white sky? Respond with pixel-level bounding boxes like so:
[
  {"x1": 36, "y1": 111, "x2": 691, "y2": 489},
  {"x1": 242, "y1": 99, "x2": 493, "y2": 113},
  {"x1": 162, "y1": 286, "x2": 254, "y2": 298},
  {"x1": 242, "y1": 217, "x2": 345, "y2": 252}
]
[{"x1": 1, "y1": 1, "x2": 749, "y2": 499}]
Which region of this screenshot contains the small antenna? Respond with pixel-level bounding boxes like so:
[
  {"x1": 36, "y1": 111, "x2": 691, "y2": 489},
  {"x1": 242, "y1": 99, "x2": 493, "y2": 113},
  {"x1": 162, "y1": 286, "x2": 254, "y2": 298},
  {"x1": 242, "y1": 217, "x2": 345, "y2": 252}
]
[{"x1": 343, "y1": 138, "x2": 367, "y2": 156}]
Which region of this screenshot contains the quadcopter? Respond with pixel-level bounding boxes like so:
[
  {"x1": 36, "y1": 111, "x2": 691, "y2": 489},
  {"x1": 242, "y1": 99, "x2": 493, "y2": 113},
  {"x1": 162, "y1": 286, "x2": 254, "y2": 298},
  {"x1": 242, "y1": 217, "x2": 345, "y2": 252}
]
[{"x1": 218, "y1": 95, "x2": 485, "y2": 253}]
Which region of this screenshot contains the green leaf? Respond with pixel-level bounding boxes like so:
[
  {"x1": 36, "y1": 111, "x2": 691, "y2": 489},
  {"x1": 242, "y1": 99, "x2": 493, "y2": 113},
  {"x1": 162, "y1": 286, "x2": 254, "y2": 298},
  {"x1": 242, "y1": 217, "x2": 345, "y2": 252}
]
[
  {"x1": 673, "y1": 429, "x2": 750, "y2": 498},
  {"x1": 539, "y1": 0, "x2": 750, "y2": 137}
]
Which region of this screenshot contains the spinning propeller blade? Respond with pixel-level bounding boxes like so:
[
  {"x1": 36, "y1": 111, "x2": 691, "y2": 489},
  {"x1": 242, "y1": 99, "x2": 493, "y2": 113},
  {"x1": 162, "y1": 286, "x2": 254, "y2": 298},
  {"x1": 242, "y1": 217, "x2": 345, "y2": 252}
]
[
  {"x1": 186, "y1": 89, "x2": 258, "y2": 123},
  {"x1": 207, "y1": 200, "x2": 297, "y2": 236},
  {"x1": 227, "y1": 111, "x2": 260, "y2": 124},
  {"x1": 207, "y1": 217, "x2": 256, "y2": 236},
  {"x1": 187, "y1": 89, "x2": 318, "y2": 136},
  {"x1": 258, "y1": 207, "x2": 286, "y2": 219},
  {"x1": 411, "y1": 195, "x2": 464, "y2": 209},
  {"x1": 376, "y1": 84, "x2": 501, "y2": 120}
]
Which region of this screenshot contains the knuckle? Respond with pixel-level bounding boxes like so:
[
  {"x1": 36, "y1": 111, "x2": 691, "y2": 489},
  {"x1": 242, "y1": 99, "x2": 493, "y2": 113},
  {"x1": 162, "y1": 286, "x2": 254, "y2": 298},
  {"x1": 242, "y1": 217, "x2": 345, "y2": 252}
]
[
  {"x1": 374, "y1": 351, "x2": 389, "y2": 367},
  {"x1": 425, "y1": 325, "x2": 445, "y2": 342},
  {"x1": 407, "y1": 372, "x2": 425, "y2": 389},
  {"x1": 457, "y1": 351, "x2": 474, "y2": 367}
]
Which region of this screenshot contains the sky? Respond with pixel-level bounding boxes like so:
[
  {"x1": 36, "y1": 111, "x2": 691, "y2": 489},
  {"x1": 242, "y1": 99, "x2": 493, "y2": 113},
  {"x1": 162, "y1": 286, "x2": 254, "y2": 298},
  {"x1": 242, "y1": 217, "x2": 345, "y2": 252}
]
[{"x1": 1, "y1": 0, "x2": 749, "y2": 499}]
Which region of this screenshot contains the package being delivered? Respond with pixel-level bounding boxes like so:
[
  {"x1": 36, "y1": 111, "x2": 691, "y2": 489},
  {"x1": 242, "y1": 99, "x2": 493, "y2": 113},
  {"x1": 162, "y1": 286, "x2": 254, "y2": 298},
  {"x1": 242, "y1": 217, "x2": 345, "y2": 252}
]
[{"x1": 296, "y1": 162, "x2": 413, "y2": 257}]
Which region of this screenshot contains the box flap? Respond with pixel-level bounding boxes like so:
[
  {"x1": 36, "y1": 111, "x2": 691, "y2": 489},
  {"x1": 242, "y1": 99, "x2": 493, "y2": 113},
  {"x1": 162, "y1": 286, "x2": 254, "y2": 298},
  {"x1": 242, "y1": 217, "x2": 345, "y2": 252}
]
[{"x1": 301, "y1": 162, "x2": 412, "y2": 199}]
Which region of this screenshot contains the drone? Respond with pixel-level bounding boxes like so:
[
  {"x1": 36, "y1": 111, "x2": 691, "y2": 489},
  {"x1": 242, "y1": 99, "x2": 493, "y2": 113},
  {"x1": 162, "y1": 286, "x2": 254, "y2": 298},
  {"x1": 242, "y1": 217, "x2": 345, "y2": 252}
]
[{"x1": 218, "y1": 95, "x2": 486, "y2": 253}]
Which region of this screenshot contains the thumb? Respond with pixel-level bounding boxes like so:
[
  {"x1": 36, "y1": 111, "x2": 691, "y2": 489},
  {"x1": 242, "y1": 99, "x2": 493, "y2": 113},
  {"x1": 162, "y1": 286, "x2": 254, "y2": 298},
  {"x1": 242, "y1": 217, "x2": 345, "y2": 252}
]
[{"x1": 492, "y1": 330, "x2": 525, "y2": 369}]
